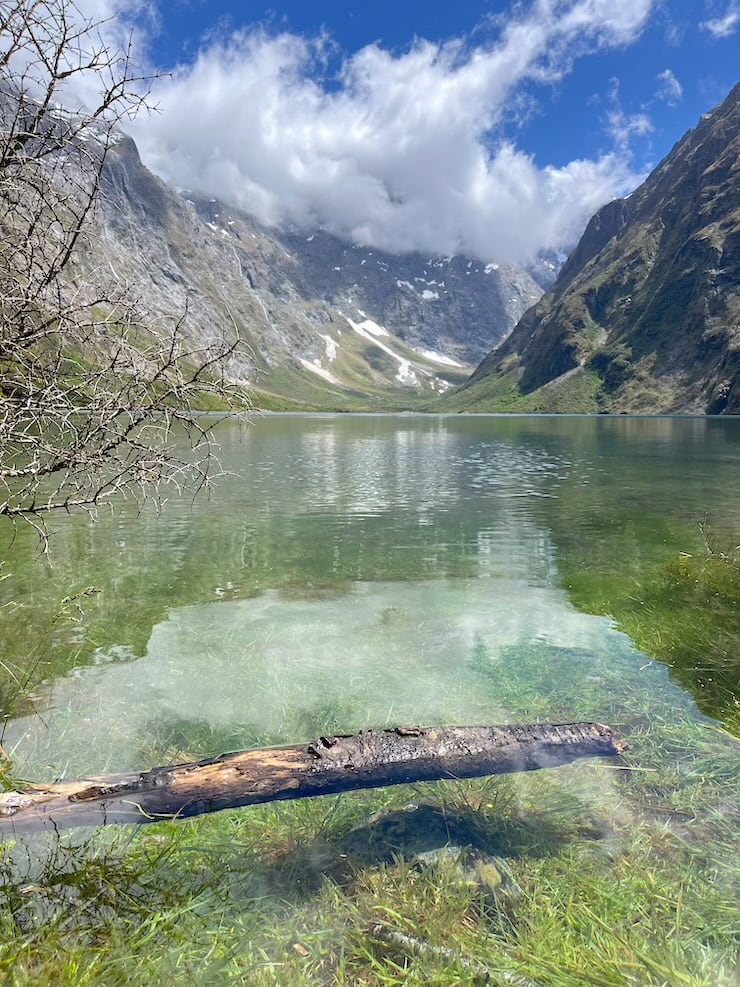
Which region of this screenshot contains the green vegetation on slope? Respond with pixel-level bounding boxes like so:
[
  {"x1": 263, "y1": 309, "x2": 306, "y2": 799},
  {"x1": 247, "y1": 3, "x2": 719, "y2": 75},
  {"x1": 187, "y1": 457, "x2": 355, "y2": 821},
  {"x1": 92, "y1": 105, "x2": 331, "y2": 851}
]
[
  {"x1": 455, "y1": 83, "x2": 740, "y2": 416},
  {"x1": 435, "y1": 365, "x2": 603, "y2": 414},
  {"x1": 248, "y1": 355, "x2": 470, "y2": 413}
]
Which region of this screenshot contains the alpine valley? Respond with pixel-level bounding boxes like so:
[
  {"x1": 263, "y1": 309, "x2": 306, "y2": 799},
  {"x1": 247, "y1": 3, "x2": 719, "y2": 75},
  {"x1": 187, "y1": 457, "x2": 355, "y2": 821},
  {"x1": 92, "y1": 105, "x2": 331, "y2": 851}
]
[
  {"x1": 83, "y1": 133, "x2": 545, "y2": 411},
  {"x1": 73, "y1": 81, "x2": 740, "y2": 414}
]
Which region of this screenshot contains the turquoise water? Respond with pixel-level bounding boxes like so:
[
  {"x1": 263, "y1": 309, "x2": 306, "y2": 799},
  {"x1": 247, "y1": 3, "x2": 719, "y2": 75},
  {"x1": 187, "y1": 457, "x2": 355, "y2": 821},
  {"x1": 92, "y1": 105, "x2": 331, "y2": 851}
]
[{"x1": 2, "y1": 414, "x2": 738, "y2": 774}]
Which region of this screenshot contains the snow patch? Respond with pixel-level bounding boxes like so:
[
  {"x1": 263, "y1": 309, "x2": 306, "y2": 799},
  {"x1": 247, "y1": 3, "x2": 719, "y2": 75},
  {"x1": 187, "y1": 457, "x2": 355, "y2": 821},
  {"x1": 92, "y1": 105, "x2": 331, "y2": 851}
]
[
  {"x1": 299, "y1": 358, "x2": 340, "y2": 385},
  {"x1": 347, "y1": 318, "x2": 389, "y2": 338},
  {"x1": 485, "y1": 263, "x2": 500, "y2": 274},
  {"x1": 421, "y1": 290, "x2": 439, "y2": 301},
  {"x1": 395, "y1": 361, "x2": 417, "y2": 386},
  {"x1": 396, "y1": 280, "x2": 414, "y2": 291},
  {"x1": 306, "y1": 235, "x2": 315, "y2": 242},
  {"x1": 321, "y1": 334, "x2": 338, "y2": 362},
  {"x1": 345, "y1": 318, "x2": 424, "y2": 389}
]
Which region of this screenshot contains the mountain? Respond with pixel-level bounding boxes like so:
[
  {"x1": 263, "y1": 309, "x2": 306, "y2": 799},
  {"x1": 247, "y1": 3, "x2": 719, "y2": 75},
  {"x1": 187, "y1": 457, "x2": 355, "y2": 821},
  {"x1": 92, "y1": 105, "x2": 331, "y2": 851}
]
[
  {"x1": 446, "y1": 83, "x2": 740, "y2": 415},
  {"x1": 80, "y1": 135, "x2": 542, "y2": 410}
]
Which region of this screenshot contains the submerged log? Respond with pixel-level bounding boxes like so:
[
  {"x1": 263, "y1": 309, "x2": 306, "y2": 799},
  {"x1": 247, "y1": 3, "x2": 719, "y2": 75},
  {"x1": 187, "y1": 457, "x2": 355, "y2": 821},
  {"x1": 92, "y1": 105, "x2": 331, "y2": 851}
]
[{"x1": 0, "y1": 722, "x2": 627, "y2": 833}]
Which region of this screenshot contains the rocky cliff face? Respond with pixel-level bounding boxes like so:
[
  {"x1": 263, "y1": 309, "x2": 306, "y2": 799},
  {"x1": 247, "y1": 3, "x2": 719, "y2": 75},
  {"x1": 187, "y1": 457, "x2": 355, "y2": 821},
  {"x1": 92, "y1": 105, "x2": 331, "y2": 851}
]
[
  {"x1": 456, "y1": 83, "x2": 740, "y2": 415},
  {"x1": 273, "y1": 225, "x2": 541, "y2": 364},
  {"x1": 79, "y1": 134, "x2": 542, "y2": 408}
]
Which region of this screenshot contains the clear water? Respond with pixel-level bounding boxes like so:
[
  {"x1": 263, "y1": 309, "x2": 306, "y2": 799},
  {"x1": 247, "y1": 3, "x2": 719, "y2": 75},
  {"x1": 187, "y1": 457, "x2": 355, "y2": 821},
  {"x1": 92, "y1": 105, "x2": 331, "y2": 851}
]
[
  {"x1": 2, "y1": 413, "x2": 739, "y2": 984},
  {"x1": 2, "y1": 414, "x2": 738, "y2": 776}
]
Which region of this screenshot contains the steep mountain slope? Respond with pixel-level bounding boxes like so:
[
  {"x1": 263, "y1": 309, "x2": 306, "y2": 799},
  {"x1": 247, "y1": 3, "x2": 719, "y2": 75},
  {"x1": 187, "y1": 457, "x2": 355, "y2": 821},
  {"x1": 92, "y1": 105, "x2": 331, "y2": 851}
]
[
  {"x1": 81, "y1": 134, "x2": 542, "y2": 409},
  {"x1": 448, "y1": 83, "x2": 740, "y2": 415},
  {"x1": 268, "y1": 225, "x2": 540, "y2": 365}
]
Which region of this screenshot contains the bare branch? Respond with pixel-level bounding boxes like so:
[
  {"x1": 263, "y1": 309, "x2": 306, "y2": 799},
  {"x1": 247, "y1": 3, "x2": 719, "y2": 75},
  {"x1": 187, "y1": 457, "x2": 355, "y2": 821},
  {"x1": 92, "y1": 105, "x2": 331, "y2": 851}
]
[{"x1": 0, "y1": 0, "x2": 250, "y2": 544}]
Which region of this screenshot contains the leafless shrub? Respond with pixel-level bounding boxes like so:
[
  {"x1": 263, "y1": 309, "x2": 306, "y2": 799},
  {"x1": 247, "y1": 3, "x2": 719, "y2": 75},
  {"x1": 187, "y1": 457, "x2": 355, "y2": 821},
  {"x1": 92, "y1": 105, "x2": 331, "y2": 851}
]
[{"x1": 0, "y1": 0, "x2": 249, "y2": 545}]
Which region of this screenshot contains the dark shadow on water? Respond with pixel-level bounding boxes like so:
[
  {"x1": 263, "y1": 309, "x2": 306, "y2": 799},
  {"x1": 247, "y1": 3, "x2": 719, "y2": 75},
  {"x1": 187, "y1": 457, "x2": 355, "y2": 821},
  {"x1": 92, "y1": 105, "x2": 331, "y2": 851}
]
[
  {"x1": 0, "y1": 791, "x2": 619, "y2": 937},
  {"x1": 241, "y1": 800, "x2": 616, "y2": 902}
]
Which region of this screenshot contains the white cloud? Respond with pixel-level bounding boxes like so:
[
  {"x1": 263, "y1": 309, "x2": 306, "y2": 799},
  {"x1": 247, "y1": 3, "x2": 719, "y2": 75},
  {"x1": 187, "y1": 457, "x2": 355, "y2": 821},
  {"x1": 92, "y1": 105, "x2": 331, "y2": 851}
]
[
  {"x1": 655, "y1": 68, "x2": 683, "y2": 103},
  {"x1": 120, "y1": 0, "x2": 655, "y2": 262},
  {"x1": 700, "y1": 4, "x2": 740, "y2": 37},
  {"x1": 607, "y1": 109, "x2": 654, "y2": 152},
  {"x1": 602, "y1": 77, "x2": 655, "y2": 162}
]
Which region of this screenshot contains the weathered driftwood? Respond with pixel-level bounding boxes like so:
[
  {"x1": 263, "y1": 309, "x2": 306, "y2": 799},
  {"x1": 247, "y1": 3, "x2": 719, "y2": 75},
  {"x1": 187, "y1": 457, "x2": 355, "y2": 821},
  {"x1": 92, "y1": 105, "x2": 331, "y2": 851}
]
[{"x1": 0, "y1": 722, "x2": 627, "y2": 833}]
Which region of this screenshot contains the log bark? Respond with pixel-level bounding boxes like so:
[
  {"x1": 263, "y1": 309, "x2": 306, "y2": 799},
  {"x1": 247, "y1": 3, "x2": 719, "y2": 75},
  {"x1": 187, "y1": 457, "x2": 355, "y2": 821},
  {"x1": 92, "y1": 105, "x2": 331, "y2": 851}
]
[{"x1": 0, "y1": 722, "x2": 627, "y2": 833}]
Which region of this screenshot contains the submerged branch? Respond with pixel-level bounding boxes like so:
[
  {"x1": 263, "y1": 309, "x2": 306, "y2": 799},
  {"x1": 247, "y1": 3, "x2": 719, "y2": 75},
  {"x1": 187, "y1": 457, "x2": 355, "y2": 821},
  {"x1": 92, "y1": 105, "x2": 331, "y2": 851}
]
[
  {"x1": 371, "y1": 923, "x2": 543, "y2": 986},
  {"x1": 0, "y1": 722, "x2": 628, "y2": 833}
]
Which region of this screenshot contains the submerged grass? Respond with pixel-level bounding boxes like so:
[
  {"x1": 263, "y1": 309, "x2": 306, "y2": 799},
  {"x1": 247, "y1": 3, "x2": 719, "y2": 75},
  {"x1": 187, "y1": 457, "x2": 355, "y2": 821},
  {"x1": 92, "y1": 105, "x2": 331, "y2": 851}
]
[
  {"x1": 561, "y1": 518, "x2": 740, "y2": 737},
  {"x1": 0, "y1": 702, "x2": 737, "y2": 986},
  {"x1": 1, "y1": 582, "x2": 738, "y2": 983},
  {"x1": 1, "y1": 419, "x2": 739, "y2": 984}
]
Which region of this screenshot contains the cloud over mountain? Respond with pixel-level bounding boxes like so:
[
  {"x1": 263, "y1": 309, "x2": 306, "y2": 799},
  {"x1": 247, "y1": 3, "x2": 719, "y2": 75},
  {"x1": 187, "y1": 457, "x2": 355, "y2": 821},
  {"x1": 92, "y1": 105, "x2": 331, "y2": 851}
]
[{"x1": 120, "y1": 0, "x2": 659, "y2": 264}]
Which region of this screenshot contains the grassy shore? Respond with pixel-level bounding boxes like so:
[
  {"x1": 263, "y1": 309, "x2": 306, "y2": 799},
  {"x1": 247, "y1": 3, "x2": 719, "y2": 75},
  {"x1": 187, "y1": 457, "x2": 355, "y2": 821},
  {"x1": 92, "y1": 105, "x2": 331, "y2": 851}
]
[
  {"x1": 1, "y1": 638, "x2": 738, "y2": 985},
  {"x1": 1, "y1": 745, "x2": 737, "y2": 984}
]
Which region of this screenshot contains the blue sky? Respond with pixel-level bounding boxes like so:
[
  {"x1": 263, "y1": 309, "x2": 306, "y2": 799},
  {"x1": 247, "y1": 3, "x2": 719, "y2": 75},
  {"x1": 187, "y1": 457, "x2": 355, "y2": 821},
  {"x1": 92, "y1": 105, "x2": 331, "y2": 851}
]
[
  {"x1": 152, "y1": 0, "x2": 737, "y2": 169},
  {"x1": 96, "y1": 1, "x2": 740, "y2": 261}
]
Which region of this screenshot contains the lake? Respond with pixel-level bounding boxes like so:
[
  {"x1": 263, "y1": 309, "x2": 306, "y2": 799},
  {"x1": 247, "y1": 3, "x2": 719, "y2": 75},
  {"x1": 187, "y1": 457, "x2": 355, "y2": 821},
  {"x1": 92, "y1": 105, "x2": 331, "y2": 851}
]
[{"x1": 1, "y1": 414, "x2": 738, "y2": 985}]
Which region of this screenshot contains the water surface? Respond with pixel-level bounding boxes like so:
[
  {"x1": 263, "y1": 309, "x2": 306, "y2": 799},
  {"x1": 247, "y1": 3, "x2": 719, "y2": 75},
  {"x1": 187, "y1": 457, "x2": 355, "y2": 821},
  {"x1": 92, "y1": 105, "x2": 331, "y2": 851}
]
[
  {"x1": 3, "y1": 414, "x2": 738, "y2": 773},
  {"x1": 2, "y1": 414, "x2": 739, "y2": 985}
]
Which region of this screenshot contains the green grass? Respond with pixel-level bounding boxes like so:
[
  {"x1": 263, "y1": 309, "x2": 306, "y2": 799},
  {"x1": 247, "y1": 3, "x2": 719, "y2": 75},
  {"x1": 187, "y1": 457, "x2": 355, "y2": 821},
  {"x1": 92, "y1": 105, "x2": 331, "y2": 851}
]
[
  {"x1": 560, "y1": 521, "x2": 740, "y2": 737},
  {"x1": 437, "y1": 366, "x2": 603, "y2": 414},
  {"x1": 0, "y1": 711, "x2": 737, "y2": 986}
]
